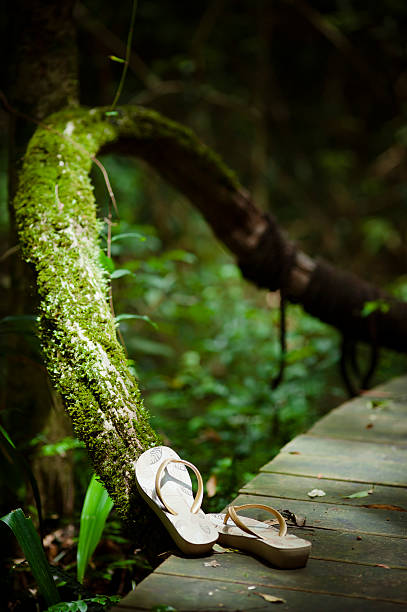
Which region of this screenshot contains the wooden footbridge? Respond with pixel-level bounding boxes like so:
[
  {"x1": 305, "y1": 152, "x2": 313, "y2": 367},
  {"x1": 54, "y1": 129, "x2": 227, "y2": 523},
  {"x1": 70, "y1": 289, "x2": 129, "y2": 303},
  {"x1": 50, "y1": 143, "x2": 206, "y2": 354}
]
[{"x1": 113, "y1": 376, "x2": 407, "y2": 611}]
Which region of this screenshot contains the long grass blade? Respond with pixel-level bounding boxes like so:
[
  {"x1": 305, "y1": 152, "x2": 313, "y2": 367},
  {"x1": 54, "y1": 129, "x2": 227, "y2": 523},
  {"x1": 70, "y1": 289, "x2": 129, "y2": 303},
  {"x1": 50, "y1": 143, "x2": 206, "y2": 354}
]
[
  {"x1": 1, "y1": 508, "x2": 60, "y2": 606},
  {"x1": 77, "y1": 474, "x2": 114, "y2": 584}
]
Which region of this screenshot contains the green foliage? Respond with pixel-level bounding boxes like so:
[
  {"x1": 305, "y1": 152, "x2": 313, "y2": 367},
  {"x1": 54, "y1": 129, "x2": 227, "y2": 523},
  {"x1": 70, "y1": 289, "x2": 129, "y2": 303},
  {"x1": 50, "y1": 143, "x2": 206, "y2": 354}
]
[
  {"x1": 46, "y1": 594, "x2": 120, "y2": 612},
  {"x1": 0, "y1": 508, "x2": 60, "y2": 607},
  {"x1": 39, "y1": 436, "x2": 85, "y2": 457},
  {"x1": 115, "y1": 313, "x2": 158, "y2": 330},
  {"x1": 77, "y1": 474, "x2": 114, "y2": 584},
  {"x1": 361, "y1": 300, "x2": 391, "y2": 317}
]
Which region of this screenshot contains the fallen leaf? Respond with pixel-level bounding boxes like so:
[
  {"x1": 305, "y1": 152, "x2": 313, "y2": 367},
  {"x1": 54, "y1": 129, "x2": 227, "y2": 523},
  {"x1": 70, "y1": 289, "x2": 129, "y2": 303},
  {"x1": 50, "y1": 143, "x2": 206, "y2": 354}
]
[
  {"x1": 213, "y1": 544, "x2": 229, "y2": 554},
  {"x1": 366, "y1": 423, "x2": 374, "y2": 429},
  {"x1": 344, "y1": 489, "x2": 373, "y2": 499},
  {"x1": 256, "y1": 593, "x2": 286, "y2": 604},
  {"x1": 307, "y1": 489, "x2": 326, "y2": 498},
  {"x1": 294, "y1": 514, "x2": 306, "y2": 527},
  {"x1": 289, "y1": 451, "x2": 301, "y2": 455},
  {"x1": 204, "y1": 559, "x2": 220, "y2": 567},
  {"x1": 375, "y1": 564, "x2": 390, "y2": 569},
  {"x1": 362, "y1": 504, "x2": 406, "y2": 512},
  {"x1": 206, "y1": 474, "x2": 217, "y2": 498},
  {"x1": 365, "y1": 398, "x2": 390, "y2": 409}
]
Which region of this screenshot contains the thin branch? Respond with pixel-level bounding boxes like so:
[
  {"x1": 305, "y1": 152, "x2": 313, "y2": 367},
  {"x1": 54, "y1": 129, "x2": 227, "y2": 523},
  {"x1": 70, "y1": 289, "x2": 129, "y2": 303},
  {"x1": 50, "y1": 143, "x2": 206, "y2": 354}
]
[
  {"x1": 0, "y1": 245, "x2": 20, "y2": 262},
  {"x1": 91, "y1": 156, "x2": 119, "y2": 218},
  {"x1": 74, "y1": 2, "x2": 155, "y2": 89},
  {"x1": 190, "y1": 0, "x2": 229, "y2": 62},
  {"x1": 110, "y1": 0, "x2": 138, "y2": 110}
]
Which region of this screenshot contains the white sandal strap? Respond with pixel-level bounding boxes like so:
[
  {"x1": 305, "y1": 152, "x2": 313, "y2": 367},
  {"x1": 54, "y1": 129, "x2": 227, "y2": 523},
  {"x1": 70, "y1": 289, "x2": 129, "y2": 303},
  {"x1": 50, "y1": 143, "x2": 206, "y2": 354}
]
[
  {"x1": 224, "y1": 503, "x2": 287, "y2": 537},
  {"x1": 155, "y1": 458, "x2": 204, "y2": 516}
]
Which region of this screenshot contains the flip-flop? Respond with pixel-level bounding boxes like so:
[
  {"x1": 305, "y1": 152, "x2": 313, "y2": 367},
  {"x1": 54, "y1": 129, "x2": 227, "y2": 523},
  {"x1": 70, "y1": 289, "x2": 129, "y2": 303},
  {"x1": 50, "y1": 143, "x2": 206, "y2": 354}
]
[
  {"x1": 208, "y1": 503, "x2": 311, "y2": 568},
  {"x1": 134, "y1": 445, "x2": 219, "y2": 556}
]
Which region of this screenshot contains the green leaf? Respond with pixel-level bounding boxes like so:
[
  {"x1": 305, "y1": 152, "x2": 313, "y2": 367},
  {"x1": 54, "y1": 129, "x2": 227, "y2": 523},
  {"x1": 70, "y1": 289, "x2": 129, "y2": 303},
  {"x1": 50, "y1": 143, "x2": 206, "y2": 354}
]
[
  {"x1": 1, "y1": 509, "x2": 60, "y2": 606},
  {"x1": 361, "y1": 300, "x2": 390, "y2": 317},
  {"x1": 115, "y1": 313, "x2": 158, "y2": 330},
  {"x1": 343, "y1": 489, "x2": 373, "y2": 499},
  {"x1": 0, "y1": 423, "x2": 15, "y2": 447},
  {"x1": 47, "y1": 601, "x2": 87, "y2": 612},
  {"x1": 105, "y1": 111, "x2": 119, "y2": 117},
  {"x1": 163, "y1": 249, "x2": 196, "y2": 263},
  {"x1": 99, "y1": 251, "x2": 115, "y2": 274},
  {"x1": 109, "y1": 55, "x2": 126, "y2": 64},
  {"x1": 111, "y1": 232, "x2": 146, "y2": 243},
  {"x1": 40, "y1": 436, "x2": 84, "y2": 457},
  {"x1": 89, "y1": 595, "x2": 121, "y2": 605},
  {"x1": 77, "y1": 474, "x2": 114, "y2": 584},
  {"x1": 111, "y1": 268, "x2": 133, "y2": 279},
  {"x1": 47, "y1": 595, "x2": 121, "y2": 611}
]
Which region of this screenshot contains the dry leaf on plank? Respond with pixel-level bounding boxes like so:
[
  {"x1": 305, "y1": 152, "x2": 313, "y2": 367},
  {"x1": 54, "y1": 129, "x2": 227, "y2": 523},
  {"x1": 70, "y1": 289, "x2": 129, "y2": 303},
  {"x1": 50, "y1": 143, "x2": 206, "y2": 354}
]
[
  {"x1": 256, "y1": 593, "x2": 286, "y2": 603},
  {"x1": 307, "y1": 489, "x2": 326, "y2": 498}
]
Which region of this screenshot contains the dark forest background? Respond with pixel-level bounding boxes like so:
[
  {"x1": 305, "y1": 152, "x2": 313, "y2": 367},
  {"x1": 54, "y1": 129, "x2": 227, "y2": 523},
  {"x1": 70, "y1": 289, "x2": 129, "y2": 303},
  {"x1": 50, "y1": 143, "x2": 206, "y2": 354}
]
[{"x1": 1, "y1": 0, "x2": 407, "y2": 607}]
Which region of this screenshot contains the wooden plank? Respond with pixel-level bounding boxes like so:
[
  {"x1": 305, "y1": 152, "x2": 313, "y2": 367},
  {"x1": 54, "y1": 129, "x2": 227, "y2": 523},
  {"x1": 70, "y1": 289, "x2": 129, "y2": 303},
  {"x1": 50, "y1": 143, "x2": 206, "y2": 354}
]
[
  {"x1": 241, "y1": 472, "x2": 407, "y2": 510},
  {"x1": 374, "y1": 375, "x2": 407, "y2": 396},
  {"x1": 309, "y1": 396, "x2": 407, "y2": 445},
  {"x1": 260, "y1": 449, "x2": 407, "y2": 486},
  {"x1": 111, "y1": 573, "x2": 407, "y2": 612},
  {"x1": 111, "y1": 573, "x2": 407, "y2": 611},
  {"x1": 288, "y1": 527, "x2": 407, "y2": 569},
  {"x1": 281, "y1": 434, "x2": 407, "y2": 460},
  {"x1": 150, "y1": 551, "x2": 407, "y2": 604},
  {"x1": 232, "y1": 493, "x2": 407, "y2": 538},
  {"x1": 113, "y1": 375, "x2": 407, "y2": 611}
]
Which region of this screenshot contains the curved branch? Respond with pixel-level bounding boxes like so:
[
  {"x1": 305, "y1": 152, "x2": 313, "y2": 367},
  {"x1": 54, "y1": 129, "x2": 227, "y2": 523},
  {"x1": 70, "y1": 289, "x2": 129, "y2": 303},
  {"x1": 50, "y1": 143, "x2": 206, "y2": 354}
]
[
  {"x1": 13, "y1": 105, "x2": 407, "y2": 524},
  {"x1": 102, "y1": 107, "x2": 407, "y2": 353}
]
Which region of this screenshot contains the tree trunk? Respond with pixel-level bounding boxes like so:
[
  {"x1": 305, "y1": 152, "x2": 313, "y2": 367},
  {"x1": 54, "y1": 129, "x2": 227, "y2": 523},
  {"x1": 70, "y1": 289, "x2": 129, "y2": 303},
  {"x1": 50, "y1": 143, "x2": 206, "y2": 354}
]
[{"x1": 4, "y1": 0, "x2": 79, "y2": 518}]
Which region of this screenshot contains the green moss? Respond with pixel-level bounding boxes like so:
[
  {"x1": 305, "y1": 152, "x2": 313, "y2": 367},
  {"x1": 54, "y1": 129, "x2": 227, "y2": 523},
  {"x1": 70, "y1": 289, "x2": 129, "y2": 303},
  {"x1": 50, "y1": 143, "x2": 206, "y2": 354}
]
[{"x1": 12, "y1": 104, "x2": 238, "y2": 524}]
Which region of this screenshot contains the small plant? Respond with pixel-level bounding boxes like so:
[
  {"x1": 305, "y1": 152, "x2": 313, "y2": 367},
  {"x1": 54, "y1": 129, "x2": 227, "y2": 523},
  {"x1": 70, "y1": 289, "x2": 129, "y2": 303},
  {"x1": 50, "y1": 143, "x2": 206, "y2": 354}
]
[
  {"x1": 46, "y1": 594, "x2": 120, "y2": 611},
  {"x1": 77, "y1": 474, "x2": 114, "y2": 584},
  {"x1": 1, "y1": 508, "x2": 60, "y2": 607},
  {"x1": 2, "y1": 474, "x2": 116, "y2": 610}
]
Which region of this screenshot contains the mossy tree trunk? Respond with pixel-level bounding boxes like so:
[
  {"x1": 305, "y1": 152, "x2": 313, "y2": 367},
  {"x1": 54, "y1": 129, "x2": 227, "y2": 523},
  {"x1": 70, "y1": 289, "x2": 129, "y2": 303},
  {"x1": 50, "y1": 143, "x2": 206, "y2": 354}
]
[{"x1": 12, "y1": 104, "x2": 407, "y2": 527}]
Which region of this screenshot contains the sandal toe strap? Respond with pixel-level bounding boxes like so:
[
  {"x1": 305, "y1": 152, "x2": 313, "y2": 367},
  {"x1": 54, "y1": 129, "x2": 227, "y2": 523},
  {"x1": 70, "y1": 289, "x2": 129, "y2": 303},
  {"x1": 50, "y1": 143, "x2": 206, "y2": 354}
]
[
  {"x1": 155, "y1": 458, "x2": 203, "y2": 516},
  {"x1": 224, "y1": 503, "x2": 287, "y2": 537}
]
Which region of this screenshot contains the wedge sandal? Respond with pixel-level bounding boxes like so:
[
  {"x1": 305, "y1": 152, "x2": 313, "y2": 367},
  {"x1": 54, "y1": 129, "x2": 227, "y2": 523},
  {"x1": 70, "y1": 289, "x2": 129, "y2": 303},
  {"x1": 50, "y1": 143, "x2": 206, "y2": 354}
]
[
  {"x1": 135, "y1": 445, "x2": 218, "y2": 556},
  {"x1": 209, "y1": 503, "x2": 311, "y2": 568}
]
